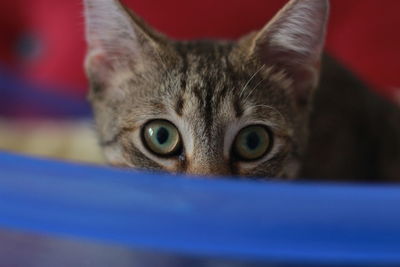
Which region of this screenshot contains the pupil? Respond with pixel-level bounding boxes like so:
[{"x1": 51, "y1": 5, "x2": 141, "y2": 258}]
[
  {"x1": 156, "y1": 127, "x2": 169, "y2": 145},
  {"x1": 246, "y1": 132, "x2": 260, "y2": 150}
]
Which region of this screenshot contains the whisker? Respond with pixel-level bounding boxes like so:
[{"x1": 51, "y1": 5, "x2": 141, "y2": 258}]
[
  {"x1": 239, "y1": 64, "x2": 265, "y2": 98},
  {"x1": 242, "y1": 76, "x2": 267, "y2": 103}
]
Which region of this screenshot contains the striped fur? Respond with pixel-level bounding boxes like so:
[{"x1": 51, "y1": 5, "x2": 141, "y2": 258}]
[{"x1": 85, "y1": 0, "x2": 400, "y2": 181}]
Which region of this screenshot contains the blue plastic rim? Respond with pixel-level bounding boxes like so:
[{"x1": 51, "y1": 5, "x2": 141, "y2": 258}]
[{"x1": 0, "y1": 152, "x2": 400, "y2": 266}]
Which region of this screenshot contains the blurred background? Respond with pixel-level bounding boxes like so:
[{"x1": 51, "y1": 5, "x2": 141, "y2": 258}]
[{"x1": 0, "y1": 0, "x2": 399, "y2": 162}]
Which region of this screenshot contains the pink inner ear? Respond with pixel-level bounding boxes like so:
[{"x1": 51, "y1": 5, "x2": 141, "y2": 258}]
[
  {"x1": 85, "y1": 49, "x2": 116, "y2": 83},
  {"x1": 254, "y1": 37, "x2": 321, "y2": 108},
  {"x1": 290, "y1": 64, "x2": 320, "y2": 107},
  {"x1": 93, "y1": 51, "x2": 110, "y2": 65},
  {"x1": 257, "y1": 38, "x2": 321, "y2": 68},
  {"x1": 255, "y1": 45, "x2": 321, "y2": 106}
]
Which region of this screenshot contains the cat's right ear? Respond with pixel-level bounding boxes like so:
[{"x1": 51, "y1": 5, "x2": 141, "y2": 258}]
[
  {"x1": 235, "y1": 0, "x2": 329, "y2": 107},
  {"x1": 84, "y1": 0, "x2": 168, "y2": 93}
]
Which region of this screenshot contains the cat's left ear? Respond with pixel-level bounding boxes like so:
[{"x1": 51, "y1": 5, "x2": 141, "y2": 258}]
[
  {"x1": 240, "y1": 0, "x2": 329, "y2": 106},
  {"x1": 84, "y1": 0, "x2": 171, "y2": 95}
]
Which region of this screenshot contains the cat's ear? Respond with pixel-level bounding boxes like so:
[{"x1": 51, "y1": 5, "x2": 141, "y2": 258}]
[
  {"x1": 242, "y1": 0, "x2": 329, "y2": 106},
  {"x1": 84, "y1": 0, "x2": 168, "y2": 89}
]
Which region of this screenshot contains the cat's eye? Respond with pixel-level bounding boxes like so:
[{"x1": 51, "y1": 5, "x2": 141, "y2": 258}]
[
  {"x1": 233, "y1": 125, "x2": 271, "y2": 161},
  {"x1": 142, "y1": 120, "x2": 182, "y2": 156}
]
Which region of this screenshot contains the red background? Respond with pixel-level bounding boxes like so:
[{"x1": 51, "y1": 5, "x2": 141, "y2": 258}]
[{"x1": 1, "y1": 0, "x2": 399, "y2": 99}]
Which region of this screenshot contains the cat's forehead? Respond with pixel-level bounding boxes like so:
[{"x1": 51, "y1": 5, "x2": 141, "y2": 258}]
[
  {"x1": 111, "y1": 40, "x2": 293, "y2": 128},
  {"x1": 169, "y1": 41, "x2": 292, "y2": 117},
  {"x1": 166, "y1": 42, "x2": 245, "y2": 121},
  {"x1": 175, "y1": 41, "x2": 236, "y2": 84}
]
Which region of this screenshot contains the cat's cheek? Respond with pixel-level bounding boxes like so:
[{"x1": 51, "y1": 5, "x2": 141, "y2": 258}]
[
  {"x1": 234, "y1": 157, "x2": 300, "y2": 180},
  {"x1": 282, "y1": 160, "x2": 301, "y2": 180},
  {"x1": 103, "y1": 145, "x2": 132, "y2": 167}
]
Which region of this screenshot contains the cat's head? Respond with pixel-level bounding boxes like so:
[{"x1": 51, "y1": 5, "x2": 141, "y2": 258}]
[{"x1": 84, "y1": 0, "x2": 329, "y2": 179}]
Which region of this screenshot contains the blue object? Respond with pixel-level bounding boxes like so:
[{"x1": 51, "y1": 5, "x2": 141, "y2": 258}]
[
  {"x1": 0, "y1": 152, "x2": 400, "y2": 266},
  {"x1": 0, "y1": 66, "x2": 91, "y2": 118}
]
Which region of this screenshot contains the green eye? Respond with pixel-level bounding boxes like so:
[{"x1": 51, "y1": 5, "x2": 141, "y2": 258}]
[
  {"x1": 142, "y1": 120, "x2": 182, "y2": 156},
  {"x1": 233, "y1": 125, "x2": 271, "y2": 161}
]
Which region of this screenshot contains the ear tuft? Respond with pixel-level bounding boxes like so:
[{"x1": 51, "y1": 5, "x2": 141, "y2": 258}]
[
  {"x1": 83, "y1": 0, "x2": 169, "y2": 95},
  {"x1": 84, "y1": 0, "x2": 139, "y2": 58},
  {"x1": 252, "y1": 0, "x2": 329, "y2": 66},
  {"x1": 240, "y1": 0, "x2": 330, "y2": 107},
  {"x1": 266, "y1": 0, "x2": 329, "y2": 60},
  {"x1": 84, "y1": 0, "x2": 167, "y2": 71}
]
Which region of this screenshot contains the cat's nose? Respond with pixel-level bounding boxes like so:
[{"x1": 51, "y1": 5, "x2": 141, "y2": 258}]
[{"x1": 185, "y1": 162, "x2": 231, "y2": 177}]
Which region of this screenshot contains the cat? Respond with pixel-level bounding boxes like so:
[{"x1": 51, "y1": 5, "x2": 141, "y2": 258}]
[{"x1": 83, "y1": 0, "x2": 400, "y2": 182}]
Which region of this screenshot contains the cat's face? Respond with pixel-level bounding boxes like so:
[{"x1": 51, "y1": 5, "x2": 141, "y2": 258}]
[{"x1": 84, "y1": 0, "x2": 329, "y2": 179}]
